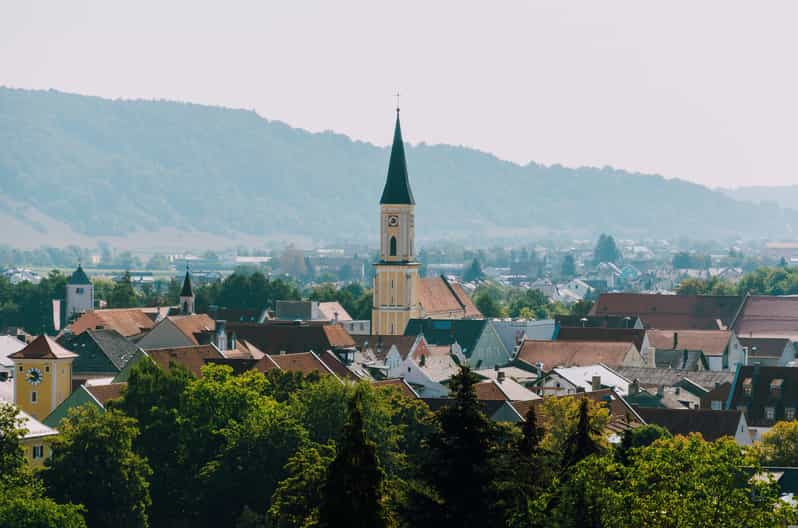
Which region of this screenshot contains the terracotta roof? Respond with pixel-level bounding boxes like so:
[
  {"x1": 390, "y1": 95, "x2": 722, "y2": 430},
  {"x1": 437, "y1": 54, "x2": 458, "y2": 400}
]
[
  {"x1": 71, "y1": 309, "x2": 156, "y2": 338},
  {"x1": 590, "y1": 293, "x2": 742, "y2": 330},
  {"x1": 634, "y1": 407, "x2": 744, "y2": 441},
  {"x1": 146, "y1": 345, "x2": 225, "y2": 377},
  {"x1": 85, "y1": 383, "x2": 127, "y2": 405},
  {"x1": 517, "y1": 340, "x2": 637, "y2": 369},
  {"x1": 474, "y1": 380, "x2": 510, "y2": 401},
  {"x1": 168, "y1": 314, "x2": 216, "y2": 344},
  {"x1": 738, "y1": 337, "x2": 792, "y2": 359},
  {"x1": 700, "y1": 382, "x2": 732, "y2": 409},
  {"x1": 732, "y1": 296, "x2": 798, "y2": 338},
  {"x1": 646, "y1": 329, "x2": 732, "y2": 357},
  {"x1": 8, "y1": 335, "x2": 78, "y2": 360},
  {"x1": 557, "y1": 327, "x2": 646, "y2": 352},
  {"x1": 417, "y1": 276, "x2": 482, "y2": 318},
  {"x1": 228, "y1": 321, "x2": 354, "y2": 355},
  {"x1": 353, "y1": 335, "x2": 418, "y2": 361},
  {"x1": 373, "y1": 378, "x2": 420, "y2": 399},
  {"x1": 268, "y1": 352, "x2": 339, "y2": 379},
  {"x1": 319, "y1": 350, "x2": 360, "y2": 381},
  {"x1": 728, "y1": 365, "x2": 798, "y2": 427},
  {"x1": 318, "y1": 302, "x2": 352, "y2": 322}
]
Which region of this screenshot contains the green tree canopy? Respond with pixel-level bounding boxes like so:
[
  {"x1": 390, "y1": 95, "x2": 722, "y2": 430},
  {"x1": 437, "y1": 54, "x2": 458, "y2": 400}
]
[{"x1": 593, "y1": 234, "x2": 621, "y2": 264}]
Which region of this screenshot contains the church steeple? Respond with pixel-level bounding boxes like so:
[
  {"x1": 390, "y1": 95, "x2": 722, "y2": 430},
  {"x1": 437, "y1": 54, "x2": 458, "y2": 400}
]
[
  {"x1": 380, "y1": 109, "x2": 415, "y2": 205},
  {"x1": 179, "y1": 263, "x2": 195, "y2": 315}
]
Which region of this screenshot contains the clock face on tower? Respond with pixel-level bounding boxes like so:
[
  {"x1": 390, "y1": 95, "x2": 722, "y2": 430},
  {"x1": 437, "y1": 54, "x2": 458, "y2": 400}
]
[
  {"x1": 26, "y1": 367, "x2": 43, "y2": 386},
  {"x1": 387, "y1": 215, "x2": 399, "y2": 227}
]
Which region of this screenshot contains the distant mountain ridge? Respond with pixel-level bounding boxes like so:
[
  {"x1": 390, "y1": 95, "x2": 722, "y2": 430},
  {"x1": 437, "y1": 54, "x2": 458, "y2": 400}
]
[
  {"x1": 0, "y1": 86, "x2": 796, "y2": 248},
  {"x1": 720, "y1": 186, "x2": 798, "y2": 212}
]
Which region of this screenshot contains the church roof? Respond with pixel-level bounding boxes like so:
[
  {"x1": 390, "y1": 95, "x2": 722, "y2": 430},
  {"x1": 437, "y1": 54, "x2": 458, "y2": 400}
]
[
  {"x1": 380, "y1": 111, "x2": 415, "y2": 205},
  {"x1": 8, "y1": 335, "x2": 78, "y2": 360},
  {"x1": 68, "y1": 265, "x2": 91, "y2": 285},
  {"x1": 180, "y1": 270, "x2": 194, "y2": 297}
]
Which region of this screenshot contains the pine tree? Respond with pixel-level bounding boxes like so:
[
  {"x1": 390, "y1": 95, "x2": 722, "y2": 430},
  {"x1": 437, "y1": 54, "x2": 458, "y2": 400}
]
[
  {"x1": 463, "y1": 258, "x2": 485, "y2": 282},
  {"x1": 519, "y1": 407, "x2": 542, "y2": 456},
  {"x1": 318, "y1": 388, "x2": 391, "y2": 528},
  {"x1": 562, "y1": 398, "x2": 600, "y2": 468}
]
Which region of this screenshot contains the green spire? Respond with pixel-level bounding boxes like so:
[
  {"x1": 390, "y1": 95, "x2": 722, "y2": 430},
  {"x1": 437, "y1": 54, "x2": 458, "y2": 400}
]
[
  {"x1": 379, "y1": 110, "x2": 415, "y2": 205},
  {"x1": 180, "y1": 265, "x2": 193, "y2": 297}
]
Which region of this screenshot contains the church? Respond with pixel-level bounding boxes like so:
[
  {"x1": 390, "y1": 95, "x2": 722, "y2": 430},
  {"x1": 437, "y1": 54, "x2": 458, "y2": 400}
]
[{"x1": 371, "y1": 108, "x2": 481, "y2": 336}]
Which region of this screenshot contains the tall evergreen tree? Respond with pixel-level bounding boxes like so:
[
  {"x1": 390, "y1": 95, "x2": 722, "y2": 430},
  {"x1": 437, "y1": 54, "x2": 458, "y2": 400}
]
[
  {"x1": 593, "y1": 234, "x2": 621, "y2": 264},
  {"x1": 561, "y1": 398, "x2": 601, "y2": 468},
  {"x1": 318, "y1": 387, "x2": 391, "y2": 528},
  {"x1": 463, "y1": 258, "x2": 485, "y2": 282}
]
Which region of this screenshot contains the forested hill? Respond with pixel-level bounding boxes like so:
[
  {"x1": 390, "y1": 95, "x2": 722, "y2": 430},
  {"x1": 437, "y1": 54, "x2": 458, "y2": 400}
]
[{"x1": 0, "y1": 86, "x2": 794, "y2": 246}]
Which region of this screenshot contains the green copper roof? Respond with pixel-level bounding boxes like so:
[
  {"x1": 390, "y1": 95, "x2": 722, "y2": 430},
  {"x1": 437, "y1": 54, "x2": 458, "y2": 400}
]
[
  {"x1": 180, "y1": 270, "x2": 194, "y2": 297},
  {"x1": 380, "y1": 111, "x2": 415, "y2": 205},
  {"x1": 67, "y1": 265, "x2": 91, "y2": 285}
]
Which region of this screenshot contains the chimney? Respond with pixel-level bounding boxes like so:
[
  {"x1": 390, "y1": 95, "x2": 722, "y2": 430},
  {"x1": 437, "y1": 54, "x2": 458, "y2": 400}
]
[
  {"x1": 229, "y1": 331, "x2": 237, "y2": 351},
  {"x1": 656, "y1": 385, "x2": 664, "y2": 397},
  {"x1": 497, "y1": 370, "x2": 506, "y2": 384},
  {"x1": 591, "y1": 375, "x2": 601, "y2": 391},
  {"x1": 334, "y1": 311, "x2": 339, "y2": 324},
  {"x1": 215, "y1": 320, "x2": 227, "y2": 351},
  {"x1": 673, "y1": 332, "x2": 679, "y2": 350},
  {"x1": 629, "y1": 378, "x2": 640, "y2": 396}
]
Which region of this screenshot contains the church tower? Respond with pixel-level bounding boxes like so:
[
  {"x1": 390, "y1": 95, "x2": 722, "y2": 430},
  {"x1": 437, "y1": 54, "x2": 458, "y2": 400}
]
[
  {"x1": 372, "y1": 108, "x2": 420, "y2": 335},
  {"x1": 179, "y1": 264, "x2": 195, "y2": 315}
]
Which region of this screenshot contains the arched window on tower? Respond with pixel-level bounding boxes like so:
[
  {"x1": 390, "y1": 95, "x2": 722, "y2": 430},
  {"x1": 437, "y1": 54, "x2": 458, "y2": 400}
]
[{"x1": 390, "y1": 236, "x2": 397, "y2": 257}]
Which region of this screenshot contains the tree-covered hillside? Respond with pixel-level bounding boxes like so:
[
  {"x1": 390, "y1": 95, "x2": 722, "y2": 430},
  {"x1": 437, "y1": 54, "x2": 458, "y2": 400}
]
[{"x1": 0, "y1": 87, "x2": 795, "y2": 244}]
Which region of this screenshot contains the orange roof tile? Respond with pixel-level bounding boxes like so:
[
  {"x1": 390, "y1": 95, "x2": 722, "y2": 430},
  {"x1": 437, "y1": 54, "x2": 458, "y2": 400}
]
[
  {"x1": 268, "y1": 352, "x2": 339, "y2": 379},
  {"x1": 646, "y1": 329, "x2": 732, "y2": 356},
  {"x1": 85, "y1": 383, "x2": 127, "y2": 405},
  {"x1": 146, "y1": 345, "x2": 224, "y2": 377},
  {"x1": 168, "y1": 314, "x2": 216, "y2": 344},
  {"x1": 8, "y1": 335, "x2": 78, "y2": 360},
  {"x1": 517, "y1": 340, "x2": 636, "y2": 369},
  {"x1": 373, "y1": 378, "x2": 420, "y2": 399},
  {"x1": 417, "y1": 276, "x2": 482, "y2": 318},
  {"x1": 71, "y1": 309, "x2": 156, "y2": 337}
]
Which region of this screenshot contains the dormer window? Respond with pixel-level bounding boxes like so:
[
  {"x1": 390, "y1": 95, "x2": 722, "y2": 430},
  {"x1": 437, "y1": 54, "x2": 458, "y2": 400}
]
[
  {"x1": 765, "y1": 406, "x2": 776, "y2": 421},
  {"x1": 770, "y1": 378, "x2": 784, "y2": 398},
  {"x1": 786, "y1": 407, "x2": 795, "y2": 421},
  {"x1": 743, "y1": 378, "x2": 753, "y2": 397}
]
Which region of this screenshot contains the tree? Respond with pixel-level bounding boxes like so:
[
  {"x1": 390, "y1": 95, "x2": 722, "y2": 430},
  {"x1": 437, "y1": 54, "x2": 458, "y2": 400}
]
[
  {"x1": 538, "y1": 396, "x2": 609, "y2": 459},
  {"x1": 420, "y1": 366, "x2": 500, "y2": 527},
  {"x1": 615, "y1": 424, "x2": 671, "y2": 464},
  {"x1": 318, "y1": 388, "x2": 392, "y2": 528},
  {"x1": 463, "y1": 258, "x2": 485, "y2": 282},
  {"x1": 268, "y1": 443, "x2": 336, "y2": 528},
  {"x1": 507, "y1": 289, "x2": 550, "y2": 319},
  {"x1": 474, "y1": 291, "x2": 502, "y2": 318},
  {"x1": 593, "y1": 234, "x2": 621, "y2": 264},
  {"x1": 42, "y1": 407, "x2": 151, "y2": 528},
  {"x1": 560, "y1": 254, "x2": 576, "y2": 278},
  {"x1": 561, "y1": 398, "x2": 602, "y2": 468},
  {"x1": 109, "y1": 271, "x2": 138, "y2": 308},
  {"x1": 750, "y1": 420, "x2": 798, "y2": 467}
]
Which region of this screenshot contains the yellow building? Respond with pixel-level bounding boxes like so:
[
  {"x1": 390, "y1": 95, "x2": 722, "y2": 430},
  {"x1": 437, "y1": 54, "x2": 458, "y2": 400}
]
[
  {"x1": 9, "y1": 335, "x2": 77, "y2": 421},
  {"x1": 16, "y1": 406, "x2": 58, "y2": 468},
  {"x1": 372, "y1": 109, "x2": 421, "y2": 335}
]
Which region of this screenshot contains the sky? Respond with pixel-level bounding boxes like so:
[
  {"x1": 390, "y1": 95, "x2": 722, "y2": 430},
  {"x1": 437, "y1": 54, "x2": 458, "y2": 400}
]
[{"x1": 2, "y1": 1, "x2": 797, "y2": 188}]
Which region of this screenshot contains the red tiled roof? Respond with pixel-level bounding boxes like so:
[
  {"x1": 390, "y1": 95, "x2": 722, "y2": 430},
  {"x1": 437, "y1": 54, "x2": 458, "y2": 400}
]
[
  {"x1": 646, "y1": 329, "x2": 732, "y2": 357},
  {"x1": 557, "y1": 327, "x2": 646, "y2": 352},
  {"x1": 590, "y1": 293, "x2": 742, "y2": 330},
  {"x1": 318, "y1": 302, "x2": 353, "y2": 322},
  {"x1": 228, "y1": 321, "x2": 354, "y2": 355},
  {"x1": 319, "y1": 350, "x2": 359, "y2": 381},
  {"x1": 146, "y1": 345, "x2": 225, "y2": 377},
  {"x1": 268, "y1": 352, "x2": 339, "y2": 380},
  {"x1": 168, "y1": 314, "x2": 216, "y2": 344},
  {"x1": 353, "y1": 335, "x2": 418, "y2": 361},
  {"x1": 71, "y1": 309, "x2": 156, "y2": 337},
  {"x1": 738, "y1": 337, "x2": 791, "y2": 358},
  {"x1": 732, "y1": 296, "x2": 798, "y2": 338},
  {"x1": 517, "y1": 340, "x2": 637, "y2": 369},
  {"x1": 417, "y1": 276, "x2": 482, "y2": 318},
  {"x1": 8, "y1": 335, "x2": 79, "y2": 360},
  {"x1": 372, "y1": 378, "x2": 420, "y2": 399},
  {"x1": 85, "y1": 383, "x2": 127, "y2": 405}
]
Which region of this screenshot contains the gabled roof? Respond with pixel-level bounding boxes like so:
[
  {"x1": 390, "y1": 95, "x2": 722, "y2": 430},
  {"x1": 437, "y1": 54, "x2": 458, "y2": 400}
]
[
  {"x1": 8, "y1": 335, "x2": 78, "y2": 360},
  {"x1": 180, "y1": 270, "x2": 194, "y2": 297},
  {"x1": 514, "y1": 388, "x2": 644, "y2": 430},
  {"x1": 58, "y1": 328, "x2": 141, "y2": 373},
  {"x1": 517, "y1": 339, "x2": 636, "y2": 370},
  {"x1": 353, "y1": 335, "x2": 418, "y2": 361},
  {"x1": 404, "y1": 319, "x2": 488, "y2": 356},
  {"x1": 738, "y1": 337, "x2": 792, "y2": 358},
  {"x1": 71, "y1": 308, "x2": 156, "y2": 338},
  {"x1": 634, "y1": 407, "x2": 744, "y2": 441},
  {"x1": 417, "y1": 276, "x2": 482, "y2": 318},
  {"x1": 168, "y1": 314, "x2": 216, "y2": 344},
  {"x1": 319, "y1": 350, "x2": 360, "y2": 381},
  {"x1": 15, "y1": 407, "x2": 58, "y2": 440},
  {"x1": 67, "y1": 265, "x2": 91, "y2": 285},
  {"x1": 556, "y1": 315, "x2": 643, "y2": 329},
  {"x1": 557, "y1": 327, "x2": 646, "y2": 352},
  {"x1": 380, "y1": 110, "x2": 415, "y2": 205},
  {"x1": 146, "y1": 344, "x2": 225, "y2": 377},
  {"x1": 475, "y1": 378, "x2": 540, "y2": 401},
  {"x1": 590, "y1": 293, "x2": 742, "y2": 330},
  {"x1": 646, "y1": 329, "x2": 732, "y2": 357},
  {"x1": 731, "y1": 296, "x2": 798, "y2": 338},
  {"x1": 318, "y1": 302, "x2": 352, "y2": 322},
  {"x1": 268, "y1": 352, "x2": 340, "y2": 381},
  {"x1": 549, "y1": 364, "x2": 632, "y2": 395},
  {"x1": 373, "y1": 378, "x2": 420, "y2": 399},
  {"x1": 653, "y1": 349, "x2": 708, "y2": 370}
]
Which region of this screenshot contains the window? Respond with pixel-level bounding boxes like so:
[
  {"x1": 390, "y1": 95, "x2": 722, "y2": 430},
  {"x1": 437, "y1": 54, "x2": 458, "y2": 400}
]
[
  {"x1": 75, "y1": 287, "x2": 84, "y2": 294},
  {"x1": 19, "y1": 366, "x2": 23, "y2": 372},
  {"x1": 32, "y1": 445, "x2": 44, "y2": 459},
  {"x1": 389, "y1": 236, "x2": 397, "y2": 257},
  {"x1": 787, "y1": 407, "x2": 796, "y2": 420},
  {"x1": 711, "y1": 400, "x2": 723, "y2": 411},
  {"x1": 743, "y1": 378, "x2": 753, "y2": 397},
  {"x1": 31, "y1": 391, "x2": 37, "y2": 403},
  {"x1": 45, "y1": 366, "x2": 49, "y2": 373},
  {"x1": 765, "y1": 406, "x2": 775, "y2": 420}
]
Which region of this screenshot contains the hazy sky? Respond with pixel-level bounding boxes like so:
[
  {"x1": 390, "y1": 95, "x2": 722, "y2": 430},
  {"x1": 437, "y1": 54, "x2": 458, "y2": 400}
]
[{"x1": 2, "y1": 1, "x2": 797, "y2": 188}]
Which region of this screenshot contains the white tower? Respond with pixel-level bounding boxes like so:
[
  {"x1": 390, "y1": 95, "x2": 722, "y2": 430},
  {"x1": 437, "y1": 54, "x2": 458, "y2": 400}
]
[{"x1": 65, "y1": 264, "x2": 93, "y2": 320}]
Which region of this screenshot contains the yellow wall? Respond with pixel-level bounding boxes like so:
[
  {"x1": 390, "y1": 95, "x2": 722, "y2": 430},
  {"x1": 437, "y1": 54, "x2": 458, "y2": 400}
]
[
  {"x1": 372, "y1": 263, "x2": 420, "y2": 335},
  {"x1": 13, "y1": 359, "x2": 73, "y2": 421},
  {"x1": 21, "y1": 437, "x2": 53, "y2": 469}
]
